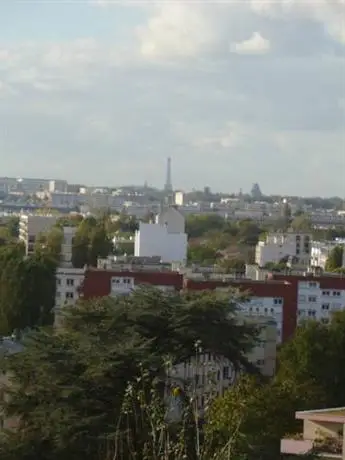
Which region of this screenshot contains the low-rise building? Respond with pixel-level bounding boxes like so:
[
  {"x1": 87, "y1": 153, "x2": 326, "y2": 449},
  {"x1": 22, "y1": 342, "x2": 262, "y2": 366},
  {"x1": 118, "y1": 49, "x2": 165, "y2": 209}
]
[
  {"x1": 281, "y1": 407, "x2": 345, "y2": 458},
  {"x1": 311, "y1": 239, "x2": 345, "y2": 269}
]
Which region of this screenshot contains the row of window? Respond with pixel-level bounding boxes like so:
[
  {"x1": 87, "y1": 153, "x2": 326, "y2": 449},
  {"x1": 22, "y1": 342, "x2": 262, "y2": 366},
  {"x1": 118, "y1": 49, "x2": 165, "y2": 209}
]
[
  {"x1": 56, "y1": 278, "x2": 75, "y2": 286},
  {"x1": 322, "y1": 290, "x2": 341, "y2": 297},
  {"x1": 112, "y1": 277, "x2": 133, "y2": 285}
]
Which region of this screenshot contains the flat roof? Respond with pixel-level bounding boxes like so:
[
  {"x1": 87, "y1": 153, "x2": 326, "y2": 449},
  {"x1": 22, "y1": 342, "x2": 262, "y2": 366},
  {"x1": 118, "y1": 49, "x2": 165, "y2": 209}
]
[{"x1": 296, "y1": 407, "x2": 345, "y2": 423}]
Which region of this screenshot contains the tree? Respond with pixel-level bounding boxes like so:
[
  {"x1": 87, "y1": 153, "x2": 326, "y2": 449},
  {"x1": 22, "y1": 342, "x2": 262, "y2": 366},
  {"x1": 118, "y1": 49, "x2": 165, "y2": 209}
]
[
  {"x1": 325, "y1": 245, "x2": 344, "y2": 271},
  {"x1": 291, "y1": 215, "x2": 312, "y2": 232},
  {"x1": 187, "y1": 244, "x2": 219, "y2": 264},
  {"x1": 0, "y1": 288, "x2": 258, "y2": 459},
  {"x1": 276, "y1": 312, "x2": 345, "y2": 409},
  {"x1": 206, "y1": 376, "x2": 301, "y2": 460},
  {"x1": 72, "y1": 217, "x2": 113, "y2": 268},
  {"x1": 34, "y1": 227, "x2": 63, "y2": 263},
  {"x1": 0, "y1": 245, "x2": 56, "y2": 335}
]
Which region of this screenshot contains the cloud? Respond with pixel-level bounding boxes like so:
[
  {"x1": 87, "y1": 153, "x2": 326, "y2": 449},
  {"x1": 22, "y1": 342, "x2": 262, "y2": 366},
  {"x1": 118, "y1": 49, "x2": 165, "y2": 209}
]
[
  {"x1": 0, "y1": 2, "x2": 344, "y2": 195},
  {"x1": 251, "y1": 0, "x2": 345, "y2": 45},
  {"x1": 230, "y1": 32, "x2": 270, "y2": 55}
]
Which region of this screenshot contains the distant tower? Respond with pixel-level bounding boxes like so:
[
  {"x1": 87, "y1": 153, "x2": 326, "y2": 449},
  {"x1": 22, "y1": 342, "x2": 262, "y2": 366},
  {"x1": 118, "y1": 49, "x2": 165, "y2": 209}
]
[{"x1": 164, "y1": 157, "x2": 173, "y2": 193}]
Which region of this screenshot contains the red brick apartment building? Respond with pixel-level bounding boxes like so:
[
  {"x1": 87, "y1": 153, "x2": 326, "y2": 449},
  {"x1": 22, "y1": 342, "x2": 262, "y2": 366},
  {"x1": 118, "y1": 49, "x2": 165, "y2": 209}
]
[{"x1": 77, "y1": 266, "x2": 345, "y2": 345}]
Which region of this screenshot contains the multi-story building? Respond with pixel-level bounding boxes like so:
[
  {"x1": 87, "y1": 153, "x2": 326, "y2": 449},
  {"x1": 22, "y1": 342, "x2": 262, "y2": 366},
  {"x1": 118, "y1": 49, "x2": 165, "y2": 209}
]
[
  {"x1": 134, "y1": 206, "x2": 188, "y2": 264},
  {"x1": 80, "y1": 267, "x2": 183, "y2": 299},
  {"x1": 19, "y1": 214, "x2": 59, "y2": 255},
  {"x1": 168, "y1": 317, "x2": 277, "y2": 413},
  {"x1": 310, "y1": 239, "x2": 345, "y2": 269},
  {"x1": 49, "y1": 180, "x2": 68, "y2": 193},
  {"x1": 270, "y1": 273, "x2": 345, "y2": 327},
  {"x1": 255, "y1": 231, "x2": 312, "y2": 267},
  {"x1": 184, "y1": 277, "x2": 295, "y2": 343}
]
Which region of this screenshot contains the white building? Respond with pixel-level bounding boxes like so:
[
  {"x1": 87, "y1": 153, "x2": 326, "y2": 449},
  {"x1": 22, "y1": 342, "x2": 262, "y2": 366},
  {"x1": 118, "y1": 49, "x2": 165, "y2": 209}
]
[
  {"x1": 255, "y1": 232, "x2": 312, "y2": 267},
  {"x1": 49, "y1": 180, "x2": 68, "y2": 193},
  {"x1": 54, "y1": 227, "x2": 84, "y2": 327},
  {"x1": 134, "y1": 207, "x2": 188, "y2": 264},
  {"x1": 296, "y1": 279, "x2": 345, "y2": 325},
  {"x1": 310, "y1": 240, "x2": 345, "y2": 269},
  {"x1": 19, "y1": 214, "x2": 59, "y2": 255},
  {"x1": 174, "y1": 191, "x2": 184, "y2": 207},
  {"x1": 167, "y1": 316, "x2": 277, "y2": 413}
]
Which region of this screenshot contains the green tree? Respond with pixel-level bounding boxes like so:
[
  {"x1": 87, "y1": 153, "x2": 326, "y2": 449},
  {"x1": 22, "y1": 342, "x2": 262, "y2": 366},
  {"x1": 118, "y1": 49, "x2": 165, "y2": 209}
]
[
  {"x1": 34, "y1": 227, "x2": 63, "y2": 263},
  {"x1": 187, "y1": 244, "x2": 219, "y2": 264},
  {"x1": 0, "y1": 288, "x2": 258, "y2": 459},
  {"x1": 206, "y1": 376, "x2": 301, "y2": 460},
  {"x1": 291, "y1": 214, "x2": 312, "y2": 232},
  {"x1": 276, "y1": 312, "x2": 345, "y2": 408},
  {"x1": 325, "y1": 245, "x2": 344, "y2": 271}
]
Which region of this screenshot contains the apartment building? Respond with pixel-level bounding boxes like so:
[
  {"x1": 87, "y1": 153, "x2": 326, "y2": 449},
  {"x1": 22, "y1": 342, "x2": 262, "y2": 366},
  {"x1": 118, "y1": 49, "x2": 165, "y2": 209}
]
[
  {"x1": 256, "y1": 231, "x2": 312, "y2": 267},
  {"x1": 167, "y1": 317, "x2": 277, "y2": 414},
  {"x1": 19, "y1": 214, "x2": 58, "y2": 255},
  {"x1": 270, "y1": 273, "x2": 345, "y2": 326},
  {"x1": 184, "y1": 277, "x2": 295, "y2": 343},
  {"x1": 310, "y1": 239, "x2": 345, "y2": 270}
]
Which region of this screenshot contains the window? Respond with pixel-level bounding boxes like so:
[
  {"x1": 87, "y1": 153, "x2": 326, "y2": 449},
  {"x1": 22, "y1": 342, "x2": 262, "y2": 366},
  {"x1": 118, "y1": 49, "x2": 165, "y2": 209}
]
[
  {"x1": 322, "y1": 291, "x2": 330, "y2": 296},
  {"x1": 333, "y1": 291, "x2": 341, "y2": 297},
  {"x1": 66, "y1": 292, "x2": 74, "y2": 299},
  {"x1": 256, "y1": 359, "x2": 265, "y2": 366},
  {"x1": 56, "y1": 279, "x2": 61, "y2": 285},
  {"x1": 298, "y1": 295, "x2": 306, "y2": 302},
  {"x1": 264, "y1": 308, "x2": 268, "y2": 313},
  {"x1": 322, "y1": 304, "x2": 330, "y2": 310},
  {"x1": 274, "y1": 298, "x2": 283, "y2": 305},
  {"x1": 309, "y1": 282, "x2": 317, "y2": 288},
  {"x1": 223, "y1": 366, "x2": 229, "y2": 380},
  {"x1": 217, "y1": 370, "x2": 220, "y2": 381},
  {"x1": 308, "y1": 296, "x2": 317, "y2": 303},
  {"x1": 66, "y1": 278, "x2": 74, "y2": 286}
]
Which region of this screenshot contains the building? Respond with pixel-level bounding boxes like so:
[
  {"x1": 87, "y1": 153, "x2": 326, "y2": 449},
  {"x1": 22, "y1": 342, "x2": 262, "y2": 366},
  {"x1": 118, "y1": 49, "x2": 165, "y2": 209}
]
[
  {"x1": 174, "y1": 191, "x2": 184, "y2": 207},
  {"x1": 80, "y1": 267, "x2": 183, "y2": 299},
  {"x1": 281, "y1": 407, "x2": 345, "y2": 458},
  {"x1": 184, "y1": 277, "x2": 295, "y2": 343},
  {"x1": 167, "y1": 317, "x2": 277, "y2": 413},
  {"x1": 311, "y1": 239, "x2": 345, "y2": 270},
  {"x1": 54, "y1": 227, "x2": 84, "y2": 327},
  {"x1": 49, "y1": 180, "x2": 68, "y2": 193},
  {"x1": 19, "y1": 214, "x2": 59, "y2": 255},
  {"x1": 270, "y1": 273, "x2": 345, "y2": 327},
  {"x1": 255, "y1": 231, "x2": 312, "y2": 267},
  {"x1": 134, "y1": 207, "x2": 188, "y2": 264}
]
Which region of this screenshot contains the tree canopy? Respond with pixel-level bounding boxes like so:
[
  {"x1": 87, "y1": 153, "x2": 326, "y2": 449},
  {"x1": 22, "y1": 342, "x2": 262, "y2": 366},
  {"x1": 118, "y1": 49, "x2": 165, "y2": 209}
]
[{"x1": 0, "y1": 288, "x2": 259, "y2": 460}]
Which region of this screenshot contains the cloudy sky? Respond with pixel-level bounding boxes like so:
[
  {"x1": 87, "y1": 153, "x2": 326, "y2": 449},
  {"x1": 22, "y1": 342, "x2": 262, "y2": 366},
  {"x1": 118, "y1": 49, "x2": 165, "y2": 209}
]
[{"x1": 0, "y1": 0, "x2": 344, "y2": 195}]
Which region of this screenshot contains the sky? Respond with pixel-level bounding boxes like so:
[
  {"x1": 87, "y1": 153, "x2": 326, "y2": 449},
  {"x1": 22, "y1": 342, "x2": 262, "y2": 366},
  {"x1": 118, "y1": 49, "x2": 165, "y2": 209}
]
[{"x1": 0, "y1": 0, "x2": 344, "y2": 196}]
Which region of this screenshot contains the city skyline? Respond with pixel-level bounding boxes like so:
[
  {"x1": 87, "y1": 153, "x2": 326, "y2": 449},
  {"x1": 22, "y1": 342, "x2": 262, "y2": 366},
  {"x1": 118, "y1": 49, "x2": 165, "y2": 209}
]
[{"x1": 0, "y1": 1, "x2": 344, "y2": 195}]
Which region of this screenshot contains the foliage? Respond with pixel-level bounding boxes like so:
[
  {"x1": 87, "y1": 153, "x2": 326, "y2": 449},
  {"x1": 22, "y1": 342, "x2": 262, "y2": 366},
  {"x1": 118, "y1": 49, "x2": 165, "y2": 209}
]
[
  {"x1": 276, "y1": 311, "x2": 345, "y2": 408},
  {"x1": 290, "y1": 215, "x2": 312, "y2": 232},
  {"x1": 72, "y1": 216, "x2": 113, "y2": 268},
  {"x1": 34, "y1": 227, "x2": 63, "y2": 263},
  {"x1": 325, "y1": 245, "x2": 344, "y2": 271},
  {"x1": 0, "y1": 245, "x2": 56, "y2": 335},
  {"x1": 0, "y1": 288, "x2": 259, "y2": 459},
  {"x1": 188, "y1": 244, "x2": 219, "y2": 265},
  {"x1": 206, "y1": 376, "x2": 301, "y2": 460}
]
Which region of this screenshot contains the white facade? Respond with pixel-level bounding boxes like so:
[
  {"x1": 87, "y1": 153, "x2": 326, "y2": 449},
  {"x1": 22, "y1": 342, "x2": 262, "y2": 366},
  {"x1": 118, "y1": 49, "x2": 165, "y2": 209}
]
[
  {"x1": 174, "y1": 191, "x2": 184, "y2": 206},
  {"x1": 236, "y1": 296, "x2": 284, "y2": 343},
  {"x1": 297, "y1": 280, "x2": 345, "y2": 325},
  {"x1": 19, "y1": 214, "x2": 59, "y2": 255},
  {"x1": 310, "y1": 240, "x2": 345, "y2": 269},
  {"x1": 55, "y1": 267, "x2": 84, "y2": 309},
  {"x1": 167, "y1": 317, "x2": 276, "y2": 412},
  {"x1": 255, "y1": 232, "x2": 312, "y2": 267},
  {"x1": 135, "y1": 207, "x2": 187, "y2": 264},
  {"x1": 49, "y1": 180, "x2": 68, "y2": 193}
]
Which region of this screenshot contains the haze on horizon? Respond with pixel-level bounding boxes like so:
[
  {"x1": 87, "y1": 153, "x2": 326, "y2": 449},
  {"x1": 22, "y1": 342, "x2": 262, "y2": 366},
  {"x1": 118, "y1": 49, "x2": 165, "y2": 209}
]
[{"x1": 0, "y1": 0, "x2": 344, "y2": 196}]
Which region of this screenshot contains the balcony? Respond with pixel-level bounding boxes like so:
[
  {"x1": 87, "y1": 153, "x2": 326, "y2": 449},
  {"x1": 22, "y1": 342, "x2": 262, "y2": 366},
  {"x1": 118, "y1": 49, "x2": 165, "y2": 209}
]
[{"x1": 281, "y1": 407, "x2": 345, "y2": 459}]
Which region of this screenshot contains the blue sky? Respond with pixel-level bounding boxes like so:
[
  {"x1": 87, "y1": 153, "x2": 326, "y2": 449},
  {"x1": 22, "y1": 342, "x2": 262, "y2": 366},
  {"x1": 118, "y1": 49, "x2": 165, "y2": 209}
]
[{"x1": 0, "y1": 0, "x2": 344, "y2": 196}]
